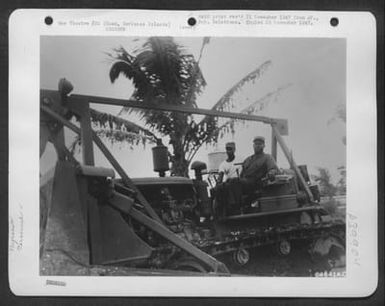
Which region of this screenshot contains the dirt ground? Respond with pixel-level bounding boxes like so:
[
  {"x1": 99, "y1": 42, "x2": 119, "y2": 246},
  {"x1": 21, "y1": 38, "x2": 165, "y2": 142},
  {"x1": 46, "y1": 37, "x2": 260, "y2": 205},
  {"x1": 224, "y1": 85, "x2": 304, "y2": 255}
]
[{"x1": 41, "y1": 241, "x2": 340, "y2": 277}]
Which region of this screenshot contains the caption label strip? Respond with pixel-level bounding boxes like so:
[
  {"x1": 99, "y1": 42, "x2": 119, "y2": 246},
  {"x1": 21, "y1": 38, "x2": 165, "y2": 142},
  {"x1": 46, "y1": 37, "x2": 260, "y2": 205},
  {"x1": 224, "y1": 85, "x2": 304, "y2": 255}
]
[{"x1": 54, "y1": 13, "x2": 320, "y2": 32}]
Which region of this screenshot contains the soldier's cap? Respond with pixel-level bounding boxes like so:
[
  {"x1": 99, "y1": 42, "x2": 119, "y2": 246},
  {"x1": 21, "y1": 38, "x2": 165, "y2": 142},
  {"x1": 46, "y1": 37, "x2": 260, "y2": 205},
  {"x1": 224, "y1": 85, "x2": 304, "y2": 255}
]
[
  {"x1": 253, "y1": 136, "x2": 265, "y2": 143},
  {"x1": 225, "y1": 142, "x2": 236, "y2": 149}
]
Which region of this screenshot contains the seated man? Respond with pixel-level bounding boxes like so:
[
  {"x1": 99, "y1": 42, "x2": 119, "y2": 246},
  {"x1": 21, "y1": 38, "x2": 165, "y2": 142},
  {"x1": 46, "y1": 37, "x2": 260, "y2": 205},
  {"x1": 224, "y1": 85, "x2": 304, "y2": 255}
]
[
  {"x1": 214, "y1": 136, "x2": 278, "y2": 215},
  {"x1": 238, "y1": 136, "x2": 278, "y2": 193}
]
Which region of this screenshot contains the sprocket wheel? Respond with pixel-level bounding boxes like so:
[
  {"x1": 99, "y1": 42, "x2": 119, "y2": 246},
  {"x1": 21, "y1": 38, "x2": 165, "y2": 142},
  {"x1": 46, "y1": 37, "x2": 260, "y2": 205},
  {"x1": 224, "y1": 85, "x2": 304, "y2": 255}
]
[
  {"x1": 276, "y1": 239, "x2": 291, "y2": 256},
  {"x1": 232, "y1": 248, "x2": 250, "y2": 266}
]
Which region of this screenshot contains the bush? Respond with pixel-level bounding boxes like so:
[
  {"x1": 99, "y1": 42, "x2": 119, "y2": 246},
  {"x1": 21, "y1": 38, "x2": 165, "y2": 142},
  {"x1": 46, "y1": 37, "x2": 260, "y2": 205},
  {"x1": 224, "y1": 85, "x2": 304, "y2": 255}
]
[{"x1": 321, "y1": 198, "x2": 344, "y2": 220}]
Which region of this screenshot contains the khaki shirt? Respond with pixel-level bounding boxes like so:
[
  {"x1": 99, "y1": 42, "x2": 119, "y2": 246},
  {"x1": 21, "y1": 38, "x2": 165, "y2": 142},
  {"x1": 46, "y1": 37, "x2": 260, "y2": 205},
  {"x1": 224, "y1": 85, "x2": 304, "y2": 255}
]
[{"x1": 241, "y1": 153, "x2": 277, "y2": 182}]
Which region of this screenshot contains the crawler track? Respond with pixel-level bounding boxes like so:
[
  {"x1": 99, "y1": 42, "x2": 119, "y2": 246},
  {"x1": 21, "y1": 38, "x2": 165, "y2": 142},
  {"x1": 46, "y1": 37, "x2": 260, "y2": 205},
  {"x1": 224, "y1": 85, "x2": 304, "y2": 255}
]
[
  {"x1": 187, "y1": 220, "x2": 346, "y2": 274},
  {"x1": 197, "y1": 221, "x2": 345, "y2": 256}
]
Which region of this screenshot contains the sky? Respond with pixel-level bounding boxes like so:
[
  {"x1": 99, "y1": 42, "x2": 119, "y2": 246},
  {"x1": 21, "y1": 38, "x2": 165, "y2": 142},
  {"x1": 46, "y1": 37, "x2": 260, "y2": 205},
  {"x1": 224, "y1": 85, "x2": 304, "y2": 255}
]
[{"x1": 40, "y1": 36, "x2": 346, "y2": 182}]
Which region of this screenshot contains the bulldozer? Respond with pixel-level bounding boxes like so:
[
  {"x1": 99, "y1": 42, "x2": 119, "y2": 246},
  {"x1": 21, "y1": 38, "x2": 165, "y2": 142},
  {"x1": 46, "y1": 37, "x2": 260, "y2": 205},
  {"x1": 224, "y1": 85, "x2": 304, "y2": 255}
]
[{"x1": 40, "y1": 79, "x2": 345, "y2": 276}]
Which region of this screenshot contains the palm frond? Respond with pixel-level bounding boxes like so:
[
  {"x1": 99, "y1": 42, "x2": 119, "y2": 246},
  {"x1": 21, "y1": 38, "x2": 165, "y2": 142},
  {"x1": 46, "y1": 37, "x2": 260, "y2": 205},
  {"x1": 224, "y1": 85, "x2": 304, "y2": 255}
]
[
  {"x1": 183, "y1": 37, "x2": 209, "y2": 109},
  {"x1": 96, "y1": 129, "x2": 156, "y2": 148},
  {"x1": 240, "y1": 83, "x2": 291, "y2": 115},
  {"x1": 210, "y1": 60, "x2": 272, "y2": 112},
  {"x1": 210, "y1": 85, "x2": 290, "y2": 137},
  {"x1": 184, "y1": 84, "x2": 291, "y2": 163},
  {"x1": 183, "y1": 61, "x2": 272, "y2": 146},
  {"x1": 109, "y1": 47, "x2": 136, "y2": 83},
  {"x1": 141, "y1": 37, "x2": 183, "y2": 102},
  {"x1": 89, "y1": 108, "x2": 158, "y2": 143},
  {"x1": 109, "y1": 48, "x2": 154, "y2": 98},
  {"x1": 109, "y1": 61, "x2": 133, "y2": 83},
  {"x1": 189, "y1": 60, "x2": 271, "y2": 146}
]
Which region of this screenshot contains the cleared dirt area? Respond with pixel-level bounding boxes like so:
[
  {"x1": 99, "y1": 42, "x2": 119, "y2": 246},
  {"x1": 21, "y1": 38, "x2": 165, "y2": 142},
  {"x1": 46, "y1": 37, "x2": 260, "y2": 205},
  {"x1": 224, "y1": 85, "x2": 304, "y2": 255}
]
[{"x1": 41, "y1": 241, "x2": 341, "y2": 277}]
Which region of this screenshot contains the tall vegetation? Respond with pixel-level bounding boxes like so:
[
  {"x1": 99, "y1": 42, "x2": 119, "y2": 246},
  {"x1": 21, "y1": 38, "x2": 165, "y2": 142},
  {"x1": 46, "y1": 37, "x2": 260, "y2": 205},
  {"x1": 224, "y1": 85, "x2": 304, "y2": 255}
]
[
  {"x1": 312, "y1": 166, "x2": 346, "y2": 198},
  {"x1": 91, "y1": 37, "x2": 284, "y2": 176}
]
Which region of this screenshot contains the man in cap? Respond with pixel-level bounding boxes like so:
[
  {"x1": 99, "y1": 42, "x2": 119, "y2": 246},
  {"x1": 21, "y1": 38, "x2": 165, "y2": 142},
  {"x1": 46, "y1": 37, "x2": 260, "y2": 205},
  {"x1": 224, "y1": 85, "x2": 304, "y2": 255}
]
[
  {"x1": 213, "y1": 142, "x2": 241, "y2": 216},
  {"x1": 239, "y1": 136, "x2": 278, "y2": 192},
  {"x1": 217, "y1": 142, "x2": 242, "y2": 184}
]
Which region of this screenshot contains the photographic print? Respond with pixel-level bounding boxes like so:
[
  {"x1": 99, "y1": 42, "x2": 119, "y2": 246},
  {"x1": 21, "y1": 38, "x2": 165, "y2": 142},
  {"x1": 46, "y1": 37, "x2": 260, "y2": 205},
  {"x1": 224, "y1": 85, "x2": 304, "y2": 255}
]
[
  {"x1": 39, "y1": 36, "x2": 347, "y2": 277},
  {"x1": 9, "y1": 10, "x2": 377, "y2": 296}
]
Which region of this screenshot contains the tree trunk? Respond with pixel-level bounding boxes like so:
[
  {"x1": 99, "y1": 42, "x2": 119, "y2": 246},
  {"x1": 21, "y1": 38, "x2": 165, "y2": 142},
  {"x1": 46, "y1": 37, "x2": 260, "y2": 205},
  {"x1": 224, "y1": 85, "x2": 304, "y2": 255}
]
[
  {"x1": 171, "y1": 158, "x2": 190, "y2": 177},
  {"x1": 170, "y1": 136, "x2": 190, "y2": 177}
]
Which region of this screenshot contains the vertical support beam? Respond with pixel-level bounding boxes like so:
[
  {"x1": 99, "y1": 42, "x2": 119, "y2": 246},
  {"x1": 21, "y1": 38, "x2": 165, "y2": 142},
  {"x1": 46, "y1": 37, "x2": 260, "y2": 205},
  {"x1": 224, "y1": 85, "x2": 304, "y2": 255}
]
[
  {"x1": 271, "y1": 124, "x2": 314, "y2": 201},
  {"x1": 79, "y1": 101, "x2": 95, "y2": 166},
  {"x1": 76, "y1": 102, "x2": 99, "y2": 262},
  {"x1": 271, "y1": 126, "x2": 277, "y2": 161}
]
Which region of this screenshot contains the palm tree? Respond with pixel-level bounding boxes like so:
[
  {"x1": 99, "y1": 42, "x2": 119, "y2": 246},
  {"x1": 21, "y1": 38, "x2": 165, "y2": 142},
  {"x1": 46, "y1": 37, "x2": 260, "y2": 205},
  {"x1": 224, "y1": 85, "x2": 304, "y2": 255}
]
[{"x1": 92, "y1": 37, "x2": 284, "y2": 176}]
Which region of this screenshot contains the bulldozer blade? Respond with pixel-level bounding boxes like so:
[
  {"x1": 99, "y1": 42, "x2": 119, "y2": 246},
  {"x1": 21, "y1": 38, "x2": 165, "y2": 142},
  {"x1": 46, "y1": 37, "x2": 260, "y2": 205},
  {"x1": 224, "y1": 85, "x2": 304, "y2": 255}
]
[
  {"x1": 91, "y1": 201, "x2": 153, "y2": 265},
  {"x1": 40, "y1": 161, "x2": 89, "y2": 275},
  {"x1": 41, "y1": 161, "x2": 154, "y2": 273}
]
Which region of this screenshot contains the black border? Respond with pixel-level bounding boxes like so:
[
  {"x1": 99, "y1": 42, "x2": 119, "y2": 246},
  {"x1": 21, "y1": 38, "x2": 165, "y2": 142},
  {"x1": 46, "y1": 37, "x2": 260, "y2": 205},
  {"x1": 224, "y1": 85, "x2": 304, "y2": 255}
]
[{"x1": 1, "y1": 0, "x2": 383, "y2": 305}]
